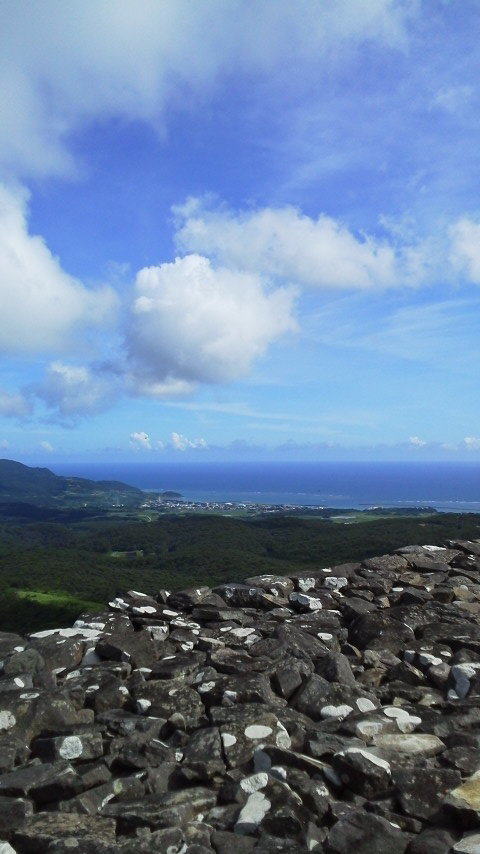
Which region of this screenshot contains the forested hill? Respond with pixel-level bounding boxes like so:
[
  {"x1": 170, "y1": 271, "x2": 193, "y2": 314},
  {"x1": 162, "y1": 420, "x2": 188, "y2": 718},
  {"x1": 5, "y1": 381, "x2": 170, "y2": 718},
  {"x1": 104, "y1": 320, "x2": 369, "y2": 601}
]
[{"x1": 0, "y1": 458, "x2": 143, "y2": 507}]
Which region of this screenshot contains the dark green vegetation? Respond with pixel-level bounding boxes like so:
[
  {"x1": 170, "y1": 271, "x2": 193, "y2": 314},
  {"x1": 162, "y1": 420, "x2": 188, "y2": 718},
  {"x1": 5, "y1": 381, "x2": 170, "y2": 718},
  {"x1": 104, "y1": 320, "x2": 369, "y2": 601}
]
[
  {"x1": 0, "y1": 458, "x2": 144, "y2": 509},
  {"x1": 0, "y1": 510, "x2": 480, "y2": 635}
]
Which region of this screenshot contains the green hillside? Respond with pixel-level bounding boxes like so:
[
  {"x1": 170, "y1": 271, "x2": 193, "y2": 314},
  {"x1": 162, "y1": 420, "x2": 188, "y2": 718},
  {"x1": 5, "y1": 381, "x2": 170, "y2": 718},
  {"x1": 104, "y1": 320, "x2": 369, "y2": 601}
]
[{"x1": 0, "y1": 458, "x2": 144, "y2": 509}]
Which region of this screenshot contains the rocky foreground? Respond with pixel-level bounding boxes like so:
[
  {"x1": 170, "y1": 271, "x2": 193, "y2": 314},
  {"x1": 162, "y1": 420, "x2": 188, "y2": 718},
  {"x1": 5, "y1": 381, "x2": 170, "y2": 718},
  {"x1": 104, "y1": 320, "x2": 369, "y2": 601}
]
[{"x1": 3, "y1": 543, "x2": 480, "y2": 852}]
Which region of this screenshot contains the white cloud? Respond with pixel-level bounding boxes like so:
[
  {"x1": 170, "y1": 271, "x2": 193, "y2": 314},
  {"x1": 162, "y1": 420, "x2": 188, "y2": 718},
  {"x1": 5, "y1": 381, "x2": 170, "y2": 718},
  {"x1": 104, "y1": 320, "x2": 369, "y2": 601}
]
[
  {"x1": 39, "y1": 440, "x2": 54, "y2": 453},
  {"x1": 0, "y1": 185, "x2": 117, "y2": 354},
  {"x1": 408, "y1": 436, "x2": 427, "y2": 447},
  {"x1": 463, "y1": 436, "x2": 480, "y2": 450},
  {"x1": 0, "y1": 389, "x2": 31, "y2": 417},
  {"x1": 0, "y1": 1, "x2": 412, "y2": 180},
  {"x1": 174, "y1": 200, "x2": 427, "y2": 289},
  {"x1": 170, "y1": 432, "x2": 207, "y2": 451},
  {"x1": 34, "y1": 361, "x2": 118, "y2": 417},
  {"x1": 450, "y1": 218, "x2": 480, "y2": 283},
  {"x1": 127, "y1": 253, "x2": 297, "y2": 385},
  {"x1": 130, "y1": 431, "x2": 152, "y2": 451},
  {"x1": 127, "y1": 376, "x2": 195, "y2": 399},
  {"x1": 0, "y1": 439, "x2": 9, "y2": 450}
]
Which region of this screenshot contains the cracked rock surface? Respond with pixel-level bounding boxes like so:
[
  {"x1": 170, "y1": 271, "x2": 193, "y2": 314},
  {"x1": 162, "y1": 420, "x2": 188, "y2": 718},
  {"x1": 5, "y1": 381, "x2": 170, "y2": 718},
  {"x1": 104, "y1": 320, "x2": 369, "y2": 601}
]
[{"x1": 2, "y1": 541, "x2": 480, "y2": 851}]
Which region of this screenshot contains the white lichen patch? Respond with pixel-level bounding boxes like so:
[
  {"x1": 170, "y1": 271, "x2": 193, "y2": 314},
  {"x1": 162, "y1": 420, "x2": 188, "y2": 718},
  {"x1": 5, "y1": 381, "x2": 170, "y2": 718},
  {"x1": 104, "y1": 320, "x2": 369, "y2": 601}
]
[
  {"x1": 276, "y1": 721, "x2": 291, "y2": 749},
  {"x1": 289, "y1": 593, "x2": 322, "y2": 610},
  {"x1": 230, "y1": 628, "x2": 256, "y2": 638},
  {"x1": 59, "y1": 736, "x2": 83, "y2": 759},
  {"x1": 418, "y1": 652, "x2": 443, "y2": 667},
  {"x1": 245, "y1": 724, "x2": 273, "y2": 740},
  {"x1": 356, "y1": 697, "x2": 376, "y2": 713},
  {"x1": 341, "y1": 748, "x2": 391, "y2": 774},
  {"x1": 136, "y1": 699, "x2": 152, "y2": 714},
  {"x1": 235, "y1": 791, "x2": 272, "y2": 832},
  {"x1": 198, "y1": 681, "x2": 216, "y2": 693},
  {"x1": 396, "y1": 714, "x2": 422, "y2": 733},
  {"x1": 270, "y1": 766, "x2": 287, "y2": 780},
  {"x1": 0, "y1": 711, "x2": 15, "y2": 730},
  {"x1": 221, "y1": 733, "x2": 237, "y2": 748},
  {"x1": 132, "y1": 606, "x2": 157, "y2": 615},
  {"x1": 324, "y1": 576, "x2": 348, "y2": 590},
  {"x1": 240, "y1": 772, "x2": 269, "y2": 793},
  {"x1": 298, "y1": 578, "x2": 316, "y2": 592},
  {"x1": 320, "y1": 704, "x2": 353, "y2": 721},
  {"x1": 383, "y1": 706, "x2": 410, "y2": 720},
  {"x1": 109, "y1": 599, "x2": 128, "y2": 611},
  {"x1": 355, "y1": 720, "x2": 385, "y2": 740}
]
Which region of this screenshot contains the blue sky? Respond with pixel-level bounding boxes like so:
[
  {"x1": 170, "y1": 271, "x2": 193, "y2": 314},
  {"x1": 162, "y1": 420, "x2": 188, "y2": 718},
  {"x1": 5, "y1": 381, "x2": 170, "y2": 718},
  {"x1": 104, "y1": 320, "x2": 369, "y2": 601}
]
[{"x1": 1, "y1": 0, "x2": 480, "y2": 463}]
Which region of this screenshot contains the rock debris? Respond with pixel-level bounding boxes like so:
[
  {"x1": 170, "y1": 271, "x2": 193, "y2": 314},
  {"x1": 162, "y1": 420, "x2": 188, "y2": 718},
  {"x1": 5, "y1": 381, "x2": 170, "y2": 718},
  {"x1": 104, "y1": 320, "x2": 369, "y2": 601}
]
[{"x1": 1, "y1": 540, "x2": 480, "y2": 851}]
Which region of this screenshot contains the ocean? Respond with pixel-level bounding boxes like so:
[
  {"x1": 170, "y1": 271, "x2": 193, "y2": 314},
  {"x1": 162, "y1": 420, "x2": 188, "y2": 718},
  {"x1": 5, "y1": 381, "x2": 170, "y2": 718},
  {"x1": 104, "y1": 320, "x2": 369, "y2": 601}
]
[{"x1": 48, "y1": 461, "x2": 480, "y2": 513}]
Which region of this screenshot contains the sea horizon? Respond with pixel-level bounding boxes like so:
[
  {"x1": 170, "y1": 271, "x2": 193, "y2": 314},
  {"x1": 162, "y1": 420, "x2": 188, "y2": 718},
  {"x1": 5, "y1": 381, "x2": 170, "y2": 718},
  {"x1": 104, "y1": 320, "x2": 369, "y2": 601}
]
[{"x1": 45, "y1": 460, "x2": 480, "y2": 513}]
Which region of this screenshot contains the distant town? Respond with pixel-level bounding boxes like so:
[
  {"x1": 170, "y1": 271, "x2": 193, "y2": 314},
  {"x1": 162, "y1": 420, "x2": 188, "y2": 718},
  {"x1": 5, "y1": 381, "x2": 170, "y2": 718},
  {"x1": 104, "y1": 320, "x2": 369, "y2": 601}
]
[{"x1": 138, "y1": 493, "x2": 437, "y2": 519}]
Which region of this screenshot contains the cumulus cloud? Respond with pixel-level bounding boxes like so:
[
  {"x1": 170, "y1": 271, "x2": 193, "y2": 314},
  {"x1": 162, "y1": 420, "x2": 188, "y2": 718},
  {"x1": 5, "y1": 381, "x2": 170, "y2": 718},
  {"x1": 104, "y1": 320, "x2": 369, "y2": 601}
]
[
  {"x1": 0, "y1": 389, "x2": 32, "y2": 417},
  {"x1": 170, "y1": 432, "x2": 207, "y2": 451},
  {"x1": 174, "y1": 200, "x2": 425, "y2": 289},
  {"x1": 34, "y1": 361, "x2": 117, "y2": 417},
  {"x1": 0, "y1": 185, "x2": 117, "y2": 354},
  {"x1": 450, "y1": 218, "x2": 480, "y2": 283},
  {"x1": 130, "y1": 431, "x2": 152, "y2": 450},
  {"x1": 408, "y1": 436, "x2": 427, "y2": 447},
  {"x1": 127, "y1": 253, "x2": 297, "y2": 386},
  {"x1": 39, "y1": 440, "x2": 54, "y2": 453},
  {"x1": 0, "y1": 1, "x2": 412, "y2": 180}
]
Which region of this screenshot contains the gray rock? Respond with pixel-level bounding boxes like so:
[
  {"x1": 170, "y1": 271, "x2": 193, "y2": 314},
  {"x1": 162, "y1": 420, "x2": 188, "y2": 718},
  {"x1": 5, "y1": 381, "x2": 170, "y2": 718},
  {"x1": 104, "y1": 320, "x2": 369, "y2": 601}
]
[{"x1": 325, "y1": 809, "x2": 409, "y2": 853}]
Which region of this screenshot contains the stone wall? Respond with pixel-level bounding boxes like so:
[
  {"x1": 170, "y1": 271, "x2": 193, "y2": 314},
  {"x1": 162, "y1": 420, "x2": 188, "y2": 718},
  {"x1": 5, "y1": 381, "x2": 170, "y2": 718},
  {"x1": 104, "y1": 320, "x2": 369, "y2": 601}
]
[{"x1": 1, "y1": 540, "x2": 480, "y2": 852}]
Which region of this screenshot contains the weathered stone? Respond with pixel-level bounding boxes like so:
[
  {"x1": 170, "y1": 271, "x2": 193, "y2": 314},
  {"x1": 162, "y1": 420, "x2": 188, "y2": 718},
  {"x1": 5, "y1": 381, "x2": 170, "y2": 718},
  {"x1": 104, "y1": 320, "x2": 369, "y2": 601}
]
[
  {"x1": 332, "y1": 748, "x2": 391, "y2": 798},
  {"x1": 211, "y1": 829, "x2": 256, "y2": 853},
  {"x1": 325, "y1": 809, "x2": 409, "y2": 853},
  {"x1": 407, "y1": 828, "x2": 456, "y2": 854},
  {"x1": 394, "y1": 766, "x2": 461, "y2": 820},
  {"x1": 453, "y1": 832, "x2": 480, "y2": 853},
  {"x1": 0, "y1": 794, "x2": 33, "y2": 835},
  {"x1": 372, "y1": 733, "x2": 445, "y2": 757},
  {"x1": 445, "y1": 770, "x2": 480, "y2": 827},
  {"x1": 0, "y1": 761, "x2": 82, "y2": 803},
  {"x1": 95, "y1": 630, "x2": 159, "y2": 669},
  {"x1": 32, "y1": 731, "x2": 104, "y2": 763},
  {"x1": 13, "y1": 813, "x2": 116, "y2": 853},
  {"x1": 3, "y1": 539, "x2": 480, "y2": 852}
]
